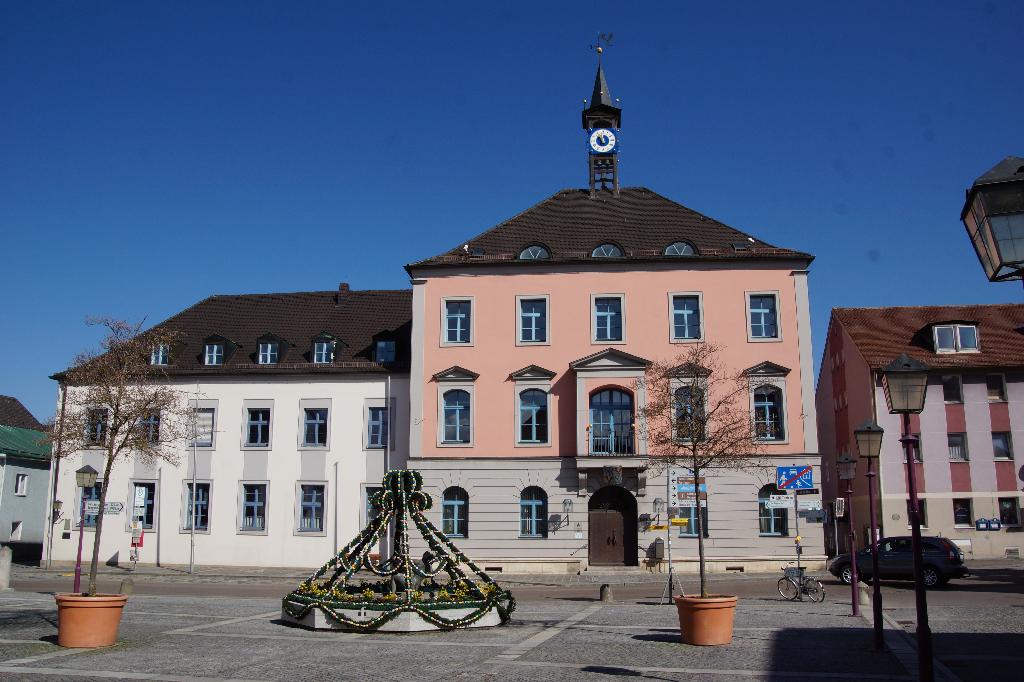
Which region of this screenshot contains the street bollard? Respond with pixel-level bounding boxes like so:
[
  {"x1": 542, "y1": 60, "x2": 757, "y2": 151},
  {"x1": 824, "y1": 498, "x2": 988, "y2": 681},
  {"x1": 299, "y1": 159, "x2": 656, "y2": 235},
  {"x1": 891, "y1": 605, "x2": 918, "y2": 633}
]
[
  {"x1": 119, "y1": 577, "x2": 135, "y2": 596},
  {"x1": 0, "y1": 546, "x2": 12, "y2": 591},
  {"x1": 599, "y1": 584, "x2": 613, "y2": 602}
]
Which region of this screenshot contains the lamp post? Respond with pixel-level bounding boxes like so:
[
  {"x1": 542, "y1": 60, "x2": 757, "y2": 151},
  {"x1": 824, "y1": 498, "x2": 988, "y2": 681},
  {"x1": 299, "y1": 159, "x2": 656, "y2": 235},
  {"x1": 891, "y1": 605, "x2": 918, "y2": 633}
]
[
  {"x1": 881, "y1": 353, "x2": 933, "y2": 682},
  {"x1": 855, "y1": 420, "x2": 885, "y2": 652},
  {"x1": 73, "y1": 465, "x2": 98, "y2": 594},
  {"x1": 960, "y1": 156, "x2": 1024, "y2": 284},
  {"x1": 835, "y1": 452, "x2": 859, "y2": 617}
]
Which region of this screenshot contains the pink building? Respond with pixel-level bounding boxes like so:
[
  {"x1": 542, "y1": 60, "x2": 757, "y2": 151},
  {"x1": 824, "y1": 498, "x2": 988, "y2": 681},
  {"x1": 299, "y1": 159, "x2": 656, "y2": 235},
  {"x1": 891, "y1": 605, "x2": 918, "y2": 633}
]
[
  {"x1": 403, "y1": 65, "x2": 823, "y2": 573},
  {"x1": 817, "y1": 305, "x2": 1024, "y2": 560}
]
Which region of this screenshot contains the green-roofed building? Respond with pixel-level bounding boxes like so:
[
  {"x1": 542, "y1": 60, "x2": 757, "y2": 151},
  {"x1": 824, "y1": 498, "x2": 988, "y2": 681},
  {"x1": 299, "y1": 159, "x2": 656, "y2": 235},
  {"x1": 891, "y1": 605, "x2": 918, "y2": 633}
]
[{"x1": 0, "y1": 397, "x2": 52, "y2": 563}]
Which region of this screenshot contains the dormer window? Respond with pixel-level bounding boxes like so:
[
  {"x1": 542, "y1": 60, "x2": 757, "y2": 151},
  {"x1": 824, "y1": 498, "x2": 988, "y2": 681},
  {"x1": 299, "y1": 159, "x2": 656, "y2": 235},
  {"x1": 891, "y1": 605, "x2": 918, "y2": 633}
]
[
  {"x1": 314, "y1": 340, "x2": 335, "y2": 364},
  {"x1": 933, "y1": 324, "x2": 979, "y2": 353},
  {"x1": 664, "y1": 241, "x2": 696, "y2": 256},
  {"x1": 375, "y1": 340, "x2": 396, "y2": 363},
  {"x1": 591, "y1": 243, "x2": 624, "y2": 258},
  {"x1": 519, "y1": 245, "x2": 550, "y2": 260},
  {"x1": 258, "y1": 342, "x2": 278, "y2": 365},
  {"x1": 204, "y1": 343, "x2": 224, "y2": 366},
  {"x1": 150, "y1": 344, "x2": 169, "y2": 366}
]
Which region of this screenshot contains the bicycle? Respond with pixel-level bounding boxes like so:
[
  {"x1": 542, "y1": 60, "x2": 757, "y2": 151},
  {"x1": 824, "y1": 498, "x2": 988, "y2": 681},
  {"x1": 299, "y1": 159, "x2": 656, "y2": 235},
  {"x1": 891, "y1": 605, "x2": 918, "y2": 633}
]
[{"x1": 777, "y1": 566, "x2": 825, "y2": 602}]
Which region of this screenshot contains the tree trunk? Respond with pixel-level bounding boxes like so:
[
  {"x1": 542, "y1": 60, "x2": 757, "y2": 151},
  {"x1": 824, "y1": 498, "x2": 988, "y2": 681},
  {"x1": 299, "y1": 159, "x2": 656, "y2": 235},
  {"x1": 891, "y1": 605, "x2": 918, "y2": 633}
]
[
  {"x1": 693, "y1": 461, "x2": 708, "y2": 598},
  {"x1": 87, "y1": 453, "x2": 116, "y2": 596}
]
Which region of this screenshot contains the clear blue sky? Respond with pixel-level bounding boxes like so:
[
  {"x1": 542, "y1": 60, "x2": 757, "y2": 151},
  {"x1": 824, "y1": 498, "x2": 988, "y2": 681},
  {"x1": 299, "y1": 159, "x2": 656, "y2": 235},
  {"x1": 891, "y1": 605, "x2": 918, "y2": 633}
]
[{"x1": 2, "y1": 2, "x2": 1021, "y2": 421}]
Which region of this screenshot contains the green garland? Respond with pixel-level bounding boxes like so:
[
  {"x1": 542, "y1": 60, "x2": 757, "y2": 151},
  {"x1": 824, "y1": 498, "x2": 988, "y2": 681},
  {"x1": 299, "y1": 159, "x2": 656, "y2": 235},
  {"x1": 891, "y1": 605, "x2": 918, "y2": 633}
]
[{"x1": 282, "y1": 469, "x2": 515, "y2": 632}]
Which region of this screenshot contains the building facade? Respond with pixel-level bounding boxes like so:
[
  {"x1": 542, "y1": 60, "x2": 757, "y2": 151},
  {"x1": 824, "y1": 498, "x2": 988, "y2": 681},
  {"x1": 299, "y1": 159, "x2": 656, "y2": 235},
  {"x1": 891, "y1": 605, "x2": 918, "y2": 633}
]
[
  {"x1": 45, "y1": 288, "x2": 411, "y2": 568},
  {"x1": 817, "y1": 304, "x2": 1024, "y2": 560},
  {"x1": 403, "y1": 66, "x2": 823, "y2": 573},
  {"x1": 0, "y1": 396, "x2": 52, "y2": 562}
]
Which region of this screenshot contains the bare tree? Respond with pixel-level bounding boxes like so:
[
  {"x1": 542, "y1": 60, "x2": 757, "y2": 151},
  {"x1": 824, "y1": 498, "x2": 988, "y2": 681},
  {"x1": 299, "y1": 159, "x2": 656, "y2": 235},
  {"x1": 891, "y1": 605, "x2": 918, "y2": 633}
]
[
  {"x1": 635, "y1": 342, "x2": 769, "y2": 598},
  {"x1": 50, "y1": 318, "x2": 191, "y2": 595}
]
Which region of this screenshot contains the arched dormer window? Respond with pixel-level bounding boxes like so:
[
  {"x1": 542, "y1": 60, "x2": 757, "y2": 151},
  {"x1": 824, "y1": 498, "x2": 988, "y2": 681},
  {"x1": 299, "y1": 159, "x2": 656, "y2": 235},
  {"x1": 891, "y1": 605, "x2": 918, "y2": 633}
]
[
  {"x1": 518, "y1": 245, "x2": 550, "y2": 260},
  {"x1": 664, "y1": 241, "x2": 696, "y2": 256},
  {"x1": 442, "y1": 487, "x2": 469, "y2": 537},
  {"x1": 591, "y1": 243, "x2": 624, "y2": 258}
]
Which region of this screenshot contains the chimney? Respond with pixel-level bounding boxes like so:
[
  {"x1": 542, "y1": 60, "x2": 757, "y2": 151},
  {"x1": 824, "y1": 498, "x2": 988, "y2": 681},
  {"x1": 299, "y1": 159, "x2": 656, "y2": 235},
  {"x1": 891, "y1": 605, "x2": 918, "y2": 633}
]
[{"x1": 338, "y1": 282, "x2": 350, "y2": 293}]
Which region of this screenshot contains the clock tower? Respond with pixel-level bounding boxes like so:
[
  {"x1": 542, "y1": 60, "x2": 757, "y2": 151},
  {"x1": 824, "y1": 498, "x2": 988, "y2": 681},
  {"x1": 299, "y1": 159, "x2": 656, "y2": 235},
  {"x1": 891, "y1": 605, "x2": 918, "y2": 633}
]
[{"x1": 582, "y1": 58, "x2": 622, "y2": 197}]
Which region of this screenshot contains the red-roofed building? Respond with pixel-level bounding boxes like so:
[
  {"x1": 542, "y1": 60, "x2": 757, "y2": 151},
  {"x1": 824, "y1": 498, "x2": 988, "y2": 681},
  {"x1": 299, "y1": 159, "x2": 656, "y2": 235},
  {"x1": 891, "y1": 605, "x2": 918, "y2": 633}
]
[{"x1": 817, "y1": 304, "x2": 1024, "y2": 560}]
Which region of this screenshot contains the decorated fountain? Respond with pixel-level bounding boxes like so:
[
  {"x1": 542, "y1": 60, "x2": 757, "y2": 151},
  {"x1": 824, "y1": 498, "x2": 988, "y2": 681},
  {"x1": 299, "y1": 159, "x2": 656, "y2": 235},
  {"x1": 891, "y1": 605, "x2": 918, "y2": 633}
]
[{"x1": 281, "y1": 469, "x2": 515, "y2": 632}]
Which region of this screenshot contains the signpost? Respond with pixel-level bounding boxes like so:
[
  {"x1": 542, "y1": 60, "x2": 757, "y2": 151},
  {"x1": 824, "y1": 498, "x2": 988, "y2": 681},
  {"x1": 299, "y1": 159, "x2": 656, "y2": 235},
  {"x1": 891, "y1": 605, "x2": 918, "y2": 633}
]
[
  {"x1": 83, "y1": 501, "x2": 123, "y2": 515},
  {"x1": 777, "y1": 466, "x2": 815, "y2": 571}
]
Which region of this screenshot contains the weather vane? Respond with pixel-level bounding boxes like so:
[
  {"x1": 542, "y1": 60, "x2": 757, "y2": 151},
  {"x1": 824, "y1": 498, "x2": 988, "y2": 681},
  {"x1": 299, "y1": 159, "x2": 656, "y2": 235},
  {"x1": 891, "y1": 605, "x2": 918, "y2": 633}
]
[{"x1": 589, "y1": 33, "x2": 614, "y2": 63}]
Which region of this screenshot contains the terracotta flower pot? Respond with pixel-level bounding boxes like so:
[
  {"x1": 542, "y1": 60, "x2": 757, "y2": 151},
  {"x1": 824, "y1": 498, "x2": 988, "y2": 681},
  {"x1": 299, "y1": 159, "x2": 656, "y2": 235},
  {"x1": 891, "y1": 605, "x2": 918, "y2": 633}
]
[
  {"x1": 674, "y1": 595, "x2": 737, "y2": 646},
  {"x1": 55, "y1": 594, "x2": 128, "y2": 648}
]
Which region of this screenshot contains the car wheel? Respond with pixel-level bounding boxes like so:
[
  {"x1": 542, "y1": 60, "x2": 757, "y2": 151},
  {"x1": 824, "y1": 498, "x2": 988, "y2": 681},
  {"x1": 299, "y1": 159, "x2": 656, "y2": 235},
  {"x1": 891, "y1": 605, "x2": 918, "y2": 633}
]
[
  {"x1": 922, "y1": 566, "x2": 941, "y2": 588},
  {"x1": 839, "y1": 565, "x2": 853, "y2": 585}
]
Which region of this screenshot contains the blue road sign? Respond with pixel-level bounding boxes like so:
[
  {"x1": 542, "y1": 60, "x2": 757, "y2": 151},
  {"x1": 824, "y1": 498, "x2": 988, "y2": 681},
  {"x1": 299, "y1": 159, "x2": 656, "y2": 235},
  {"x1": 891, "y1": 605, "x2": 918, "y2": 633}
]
[{"x1": 777, "y1": 466, "x2": 814, "y2": 490}]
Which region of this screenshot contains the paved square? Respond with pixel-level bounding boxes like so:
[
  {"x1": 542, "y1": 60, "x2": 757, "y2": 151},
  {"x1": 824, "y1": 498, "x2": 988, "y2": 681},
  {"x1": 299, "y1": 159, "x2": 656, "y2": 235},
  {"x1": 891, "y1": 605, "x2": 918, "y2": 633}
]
[{"x1": 0, "y1": 589, "x2": 917, "y2": 681}]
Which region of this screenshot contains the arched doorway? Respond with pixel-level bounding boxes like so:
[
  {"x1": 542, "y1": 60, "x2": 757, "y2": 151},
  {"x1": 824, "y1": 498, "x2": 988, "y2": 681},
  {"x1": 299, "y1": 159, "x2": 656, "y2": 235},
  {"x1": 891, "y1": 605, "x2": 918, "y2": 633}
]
[{"x1": 588, "y1": 486, "x2": 638, "y2": 566}]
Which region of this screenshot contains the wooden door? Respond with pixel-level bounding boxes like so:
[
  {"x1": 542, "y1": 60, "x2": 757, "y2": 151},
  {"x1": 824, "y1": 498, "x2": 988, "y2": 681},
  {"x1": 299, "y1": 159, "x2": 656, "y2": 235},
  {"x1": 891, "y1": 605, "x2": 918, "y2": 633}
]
[{"x1": 589, "y1": 509, "x2": 625, "y2": 565}]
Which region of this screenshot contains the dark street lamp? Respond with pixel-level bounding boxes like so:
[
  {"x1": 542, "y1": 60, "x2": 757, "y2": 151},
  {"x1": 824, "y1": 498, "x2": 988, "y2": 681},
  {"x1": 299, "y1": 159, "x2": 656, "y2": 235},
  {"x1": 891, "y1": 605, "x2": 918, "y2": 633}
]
[
  {"x1": 855, "y1": 420, "x2": 884, "y2": 652},
  {"x1": 881, "y1": 354, "x2": 933, "y2": 682},
  {"x1": 960, "y1": 156, "x2": 1024, "y2": 284},
  {"x1": 836, "y1": 452, "x2": 859, "y2": 617},
  {"x1": 73, "y1": 465, "x2": 98, "y2": 594}
]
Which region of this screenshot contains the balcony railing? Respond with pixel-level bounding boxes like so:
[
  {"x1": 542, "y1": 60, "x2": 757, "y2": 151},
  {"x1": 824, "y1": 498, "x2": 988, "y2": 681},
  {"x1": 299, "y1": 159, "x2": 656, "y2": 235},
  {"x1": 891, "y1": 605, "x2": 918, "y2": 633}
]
[{"x1": 590, "y1": 430, "x2": 635, "y2": 456}]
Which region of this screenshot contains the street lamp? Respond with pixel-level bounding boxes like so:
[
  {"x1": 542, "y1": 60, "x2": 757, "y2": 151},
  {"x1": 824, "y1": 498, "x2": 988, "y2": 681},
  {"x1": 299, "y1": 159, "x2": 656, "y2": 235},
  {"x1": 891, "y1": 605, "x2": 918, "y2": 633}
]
[
  {"x1": 881, "y1": 354, "x2": 933, "y2": 682},
  {"x1": 960, "y1": 156, "x2": 1024, "y2": 284},
  {"x1": 73, "y1": 465, "x2": 98, "y2": 594},
  {"x1": 836, "y1": 452, "x2": 859, "y2": 617},
  {"x1": 855, "y1": 420, "x2": 885, "y2": 652}
]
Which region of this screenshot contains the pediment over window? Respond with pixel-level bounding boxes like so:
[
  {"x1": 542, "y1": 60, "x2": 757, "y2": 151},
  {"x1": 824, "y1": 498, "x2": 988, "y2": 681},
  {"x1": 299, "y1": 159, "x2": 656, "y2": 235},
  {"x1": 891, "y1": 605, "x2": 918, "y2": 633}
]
[
  {"x1": 570, "y1": 348, "x2": 651, "y2": 371},
  {"x1": 668, "y1": 362, "x2": 711, "y2": 378},
  {"x1": 742, "y1": 361, "x2": 791, "y2": 377},
  {"x1": 432, "y1": 365, "x2": 480, "y2": 382},
  {"x1": 508, "y1": 364, "x2": 557, "y2": 381}
]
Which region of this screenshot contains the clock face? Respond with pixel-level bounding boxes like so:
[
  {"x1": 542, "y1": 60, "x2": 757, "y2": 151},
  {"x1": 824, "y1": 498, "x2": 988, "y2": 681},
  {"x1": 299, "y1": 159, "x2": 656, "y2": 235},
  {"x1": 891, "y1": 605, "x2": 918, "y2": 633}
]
[{"x1": 589, "y1": 128, "x2": 617, "y2": 154}]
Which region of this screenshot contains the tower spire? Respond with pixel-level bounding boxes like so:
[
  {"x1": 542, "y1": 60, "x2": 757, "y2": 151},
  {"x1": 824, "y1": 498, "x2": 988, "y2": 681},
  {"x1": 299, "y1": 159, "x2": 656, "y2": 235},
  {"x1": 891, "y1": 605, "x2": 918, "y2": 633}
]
[{"x1": 582, "y1": 42, "x2": 622, "y2": 197}]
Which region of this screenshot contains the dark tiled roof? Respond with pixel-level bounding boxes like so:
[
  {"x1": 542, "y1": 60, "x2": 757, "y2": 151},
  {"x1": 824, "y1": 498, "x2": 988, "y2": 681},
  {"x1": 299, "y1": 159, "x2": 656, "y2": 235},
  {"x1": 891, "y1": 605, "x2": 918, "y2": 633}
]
[
  {"x1": 971, "y1": 156, "x2": 1024, "y2": 187},
  {"x1": 407, "y1": 187, "x2": 812, "y2": 271},
  {"x1": 56, "y1": 288, "x2": 412, "y2": 378},
  {"x1": 833, "y1": 304, "x2": 1024, "y2": 370},
  {"x1": 0, "y1": 396, "x2": 45, "y2": 430}
]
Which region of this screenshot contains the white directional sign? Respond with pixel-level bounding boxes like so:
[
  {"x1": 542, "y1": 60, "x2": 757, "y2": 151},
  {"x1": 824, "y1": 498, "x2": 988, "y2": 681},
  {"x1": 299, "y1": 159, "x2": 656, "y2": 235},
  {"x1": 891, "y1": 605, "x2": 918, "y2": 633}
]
[
  {"x1": 765, "y1": 494, "x2": 793, "y2": 509},
  {"x1": 83, "y1": 501, "x2": 123, "y2": 515},
  {"x1": 799, "y1": 500, "x2": 823, "y2": 511}
]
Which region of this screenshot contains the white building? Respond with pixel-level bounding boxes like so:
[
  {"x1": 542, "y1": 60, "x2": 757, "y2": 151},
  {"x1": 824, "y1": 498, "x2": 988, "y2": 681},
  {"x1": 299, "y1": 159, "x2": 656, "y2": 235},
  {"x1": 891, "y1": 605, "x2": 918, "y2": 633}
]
[{"x1": 44, "y1": 286, "x2": 410, "y2": 569}]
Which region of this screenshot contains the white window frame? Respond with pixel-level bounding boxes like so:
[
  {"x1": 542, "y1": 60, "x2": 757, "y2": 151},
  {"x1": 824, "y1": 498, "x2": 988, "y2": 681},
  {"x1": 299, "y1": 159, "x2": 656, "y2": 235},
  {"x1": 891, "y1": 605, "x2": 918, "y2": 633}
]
[
  {"x1": 237, "y1": 481, "x2": 269, "y2": 535},
  {"x1": 241, "y1": 399, "x2": 274, "y2": 450},
  {"x1": 204, "y1": 343, "x2": 224, "y2": 366},
  {"x1": 749, "y1": 378, "x2": 789, "y2": 444},
  {"x1": 667, "y1": 291, "x2": 705, "y2": 343},
  {"x1": 188, "y1": 400, "x2": 218, "y2": 449},
  {"x1": 745, "y1": 291, "x2": 782, "y2": 342},
  {"x1": 591, "y1": 293, "x2": 626, "y2": 344},
  {"x1": 14, "y1": 473, "x2": 28, "y2": 496},
  {"x1": 126, "y1": 479, "x2": 158, "y2": 530},
  {"x1": 986, "y1": 374, "x2": 1007, "y2": 402},
  {"x1": 670, "y1": 377, "x2": 709, "y2": 444},
  {"x1": 180, "y1": 480, "x2": 212, "y2": 534},
  {"x1": 947, "y1": 432, "x2": 969, "y2": 461},
  {"x1": 294, "y1": 480, "x2": 328, "y2": 537},
  {"x1": 516, "y1": 294, "x2": 551, "y2": 346},
  {"x1": 313, "y1": 340, "x2": 335, "y2": 364},
  {"x1": 150, "y1": 344, "x2": 169, "y2": 366},
  {"x1": 361, "y1": 484, "x2": 384, "y2": 527},
  {"x1": 258, "y1": 342, "x2": 278, "y2": 365},
  {"x1": 932, "y1": 324, "x2": 980, "y2": 353},
  {"x1": 437, "y1": 383, "x2": 474, "y2": 448},
  {"x1": 363, "y1": 399, "x2": 393, "y2": 450},
  {"x1": 941, "y1": 375, "x2": 963, "y2": 404},
  {"x1": 440, "y1": 296, "x2": 474, "y2": 347}
]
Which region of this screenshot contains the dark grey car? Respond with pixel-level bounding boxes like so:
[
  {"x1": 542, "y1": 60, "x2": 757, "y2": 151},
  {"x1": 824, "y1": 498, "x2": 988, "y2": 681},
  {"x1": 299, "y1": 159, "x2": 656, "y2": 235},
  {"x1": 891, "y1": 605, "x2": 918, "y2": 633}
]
[{"x1": 828, "y1": 536, "x2": 968, "y2": 587}]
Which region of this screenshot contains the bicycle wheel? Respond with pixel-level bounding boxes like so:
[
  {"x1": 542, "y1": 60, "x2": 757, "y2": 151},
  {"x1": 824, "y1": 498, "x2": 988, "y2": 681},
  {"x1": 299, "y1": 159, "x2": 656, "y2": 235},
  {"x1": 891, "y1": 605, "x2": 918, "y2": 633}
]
[
  {"x1": 778, "y1": 577, "x2": 799, "y2": 601},
  {"x1": 804, "y1": 578, "x2": 825, "y2": 603}
]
